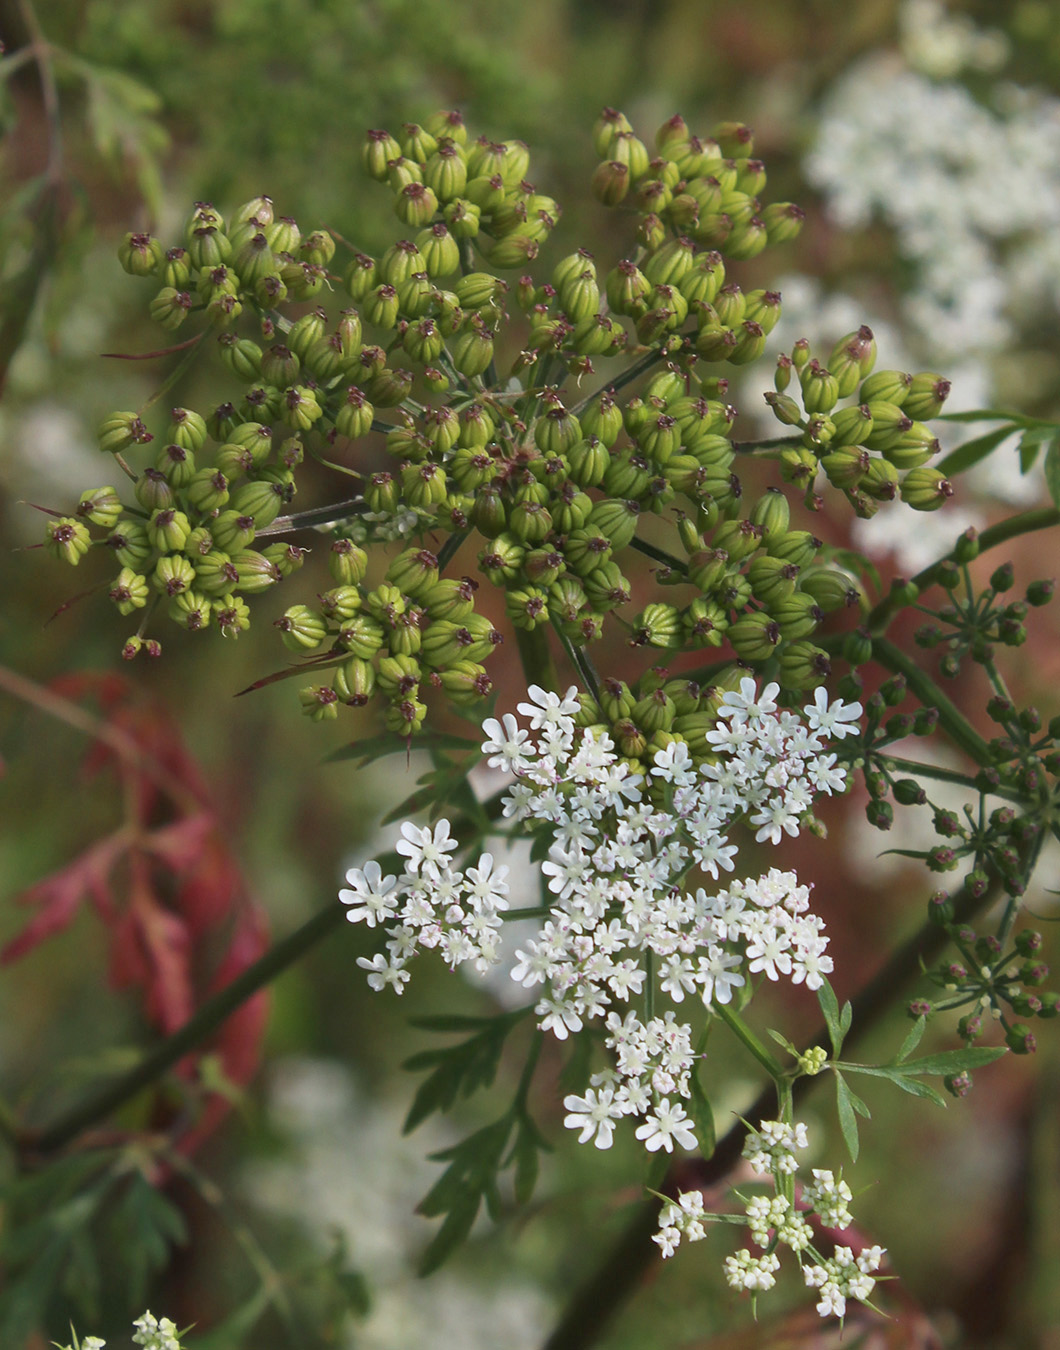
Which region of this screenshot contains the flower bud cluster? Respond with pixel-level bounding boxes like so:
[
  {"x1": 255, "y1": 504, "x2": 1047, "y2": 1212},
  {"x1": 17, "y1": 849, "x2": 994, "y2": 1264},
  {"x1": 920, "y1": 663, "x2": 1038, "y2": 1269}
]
[
  {"x1": 654, "y1": 1119, "x2": 886, "y2": 1322},
  {"x1": 769, "y1": 330, "x2": 955, "y2": 518}
]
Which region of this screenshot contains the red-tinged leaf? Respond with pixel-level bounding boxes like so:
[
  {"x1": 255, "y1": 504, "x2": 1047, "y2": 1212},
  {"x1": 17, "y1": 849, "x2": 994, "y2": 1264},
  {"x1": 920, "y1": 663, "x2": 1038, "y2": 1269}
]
[
  {"x1": 234, "y1": 648, "x2": 343, "y2": 697},
  {"x1": 141, "y1": 811, "x2": 215, "y2": 872},
  {"x1": 108, "y1": 859, "x2": 194, "y2": 1032},
  {"x1": 101, "y1": 334, "x2": 203, "y2": 359},
  {"x1": 1, "y1": 831, "x2": 128, "y2": 965},
  {"x1": 172, "y1": 834, "x2": 242, "y2": 936}
]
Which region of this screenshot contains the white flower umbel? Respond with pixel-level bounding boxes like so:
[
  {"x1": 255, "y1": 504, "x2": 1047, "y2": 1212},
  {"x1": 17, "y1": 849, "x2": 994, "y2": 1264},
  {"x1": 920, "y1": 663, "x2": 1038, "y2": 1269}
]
[
  {"x1": 343, "y1": 679, "x2": 860, "y2": 1156},
  {"x1": 656, "y1": 1120, "x2": 886, "y2": 1322}
]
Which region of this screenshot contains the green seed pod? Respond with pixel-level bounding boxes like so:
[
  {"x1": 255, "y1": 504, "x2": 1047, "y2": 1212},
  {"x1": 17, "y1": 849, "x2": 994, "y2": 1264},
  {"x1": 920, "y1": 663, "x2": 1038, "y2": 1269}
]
[
  {"x1": 710, "y1": 518, "x2": 762, "y2": 563},
  {"x1": 194, "y1": 550, "x2": 239, "y2": 597},
  {"x1": 800, "y1": 567, "x2": 861, "y2": 611},
  {"x1": 583, "y1": 561, "x2": 632, "y2": 611},
  {"x1": 566, "y1": 436, "x2": 609, "y2": 489},
  {"x1": 152, "y1": 553, "x2": 196, "y2": 597},
  {"x1": 278, "y1": 385, "x2": 323, "y2": 432},
  {"x1": 331, "y1": 656, "x2": 375, "y2": 706},
  {"x1": 747, "y1": 488, "x2": 791, "y2": 543},
  {"x1": 150, "y1": 287, "x2": 193, "y2": 331},
  {"x1": 508, "y1": 497, "x2": 552, "y2": 545},
  {"x1": 316, "y1": 586, "x2": 361, "y2": 625},
  {"x1": 504, "y1": 586, "x2": 548, "y2": 631},
  {"x1": 77, "y1": 485, "x2": 124, "y2": 530},
  {"x1": 423, "y1": 141, "x2": 469, "y2": 204},
  {"x1": 333, "y1": 387, "x2": 373, "y2": 441},
  {"x1": 438, "y1": 661, "x2": 492, "y2": 707},
  {"x1": 395, "y1": 181, "x2": 439, "y2": 229},
  {"x1": 605, "y1": 259, "x2": 650, "y2": 315},
  {"x1": 681, "y1": 597, "x2": 728, "y2": 647},
  {"x1": 276, "y1": 604, "x2": 328, "y2": 652},
  {"x1": 108, "y1": 567, "x2": 150, "y2": 615},
  {"x1": 224, "y1": 420, "x2": 271, "y2": 463},
  {"x1": 211, "y1": 510, "x2": 257, "y2": 554},
  {"x1": 260, "y1": 542, "x2": 306, "y2": 579},
  {"x1": 363, "y1": 128, "x2": 402, "y2": 179},
  {"x1": 449, "y1": 321, "x2": 495, "y2": 377},
  {"x1": 767, "y1": 529, "x2": 820, "y2": 568},
  {"x1": 401, "y1": 460, "x2": 448, "y2": 509},
  {"x1": 727, "y1": 611, "x2": 781, "y2": 661},
  {"x1": 770, "y1": 592, "x2": 823, "y2": 640},
  {"x1": 636, "y1": 413, "x2": 681, "y2": 467},
  {"x1": 723, "y1": 215, "x2": 768, "y2": 260},
  {"x1": 799, "y1": 360, "x2": 840, "y2": 415},
  {"x1": 215, "y1": 596, "x2": 249, "y2": 637},
  {"x1": 169, "y1": 590, "x2": 212, "y2": 632},
  {"x1": 858, "y1": 369, "x2": 913, "y2": 406},
  {"x1": 821, "y1": 446, "x2": 870, "y2": 491},
  {"x1": 231, "y1": 477, "x2": 285, "y2": 528},
  {"x1": 777, "y1": 640, "x2": 830, "y2": 689},
  {"x1": 758, "y1": 201, "x2": 804, "y2": 246},
  {"x1": 476, "y1": 532, "x2": 524, "y2": 586},
  {"x1": 106, "y1": 520, "x2": 151, "y2": 569},
  {"x1": 602, "y1": 448, "x2": 654, "y2": 500},
  {"x1": 335, "y1": 612, "x2": 382, "y2": 659},
  {"x1": 880, "y1": 421, "x2": 940, "y2": 471},
  {"x1": 145, "y1": 506, "x2": 191, "y2": 554},
  {"x1": 862, "y1": 456, "x2": 900, "y2": 500},
  {"x1": 297, "y1": 685, "x2": 338, "y2": 722},
  {"x1": 777, "y1": 448, "x2": 820, "y2": 491},
  {"x1": 900, "y1": 466, "x2": 955, "y2": 511},
  {"x1": 747, "y1": 554, "x2": 799, "y2": 607},
  {"x1": 98, "y1": 411, "x2": 152, "y2": 456},
  {"x1": 903, "y1": 373, "x2": 951, "y2": 421},
  {"x1": 630, "y1": 604, "x2": 682, "y2": 650},
  {"x1": 157, "y1": 245, "x2": 192, "y2": 289},
  {"x1": 826, "y1": 326, "x2": 876, "y2": 399},
  {"x1": 588, "y1": 498, "x2": 640, "y2": 551},
  {"x1": 45, "y1": 516, "x2": 91, "y2": 566},
  {"x1": 592, "y1": 106, "x2": 633, "y2": 156},
  {"x1": 384, "y1": 547, "x2": 438, "y2": 601},
  {"x1": 184, "y1": 467, "x2": 228, "y2": 514},
  {"x1": 861, "y1": 401, "x2": 914, "y2": 452}
]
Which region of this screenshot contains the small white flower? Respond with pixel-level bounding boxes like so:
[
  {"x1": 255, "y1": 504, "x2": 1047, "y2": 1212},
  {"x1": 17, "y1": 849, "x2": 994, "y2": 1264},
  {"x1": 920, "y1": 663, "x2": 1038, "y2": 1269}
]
[
  {"x1": 339, "y1": 860, "x2": 400, "y2": 928},
  {"x1": 395, "y1": 819, "x2": 457, "y2": 878},
  {"x1": 634, "y1": 1098, "x2": 698, "y2": 1153},
  {"x1": 562, "y1": 1086, "x2": 622, "y2": 1148}
]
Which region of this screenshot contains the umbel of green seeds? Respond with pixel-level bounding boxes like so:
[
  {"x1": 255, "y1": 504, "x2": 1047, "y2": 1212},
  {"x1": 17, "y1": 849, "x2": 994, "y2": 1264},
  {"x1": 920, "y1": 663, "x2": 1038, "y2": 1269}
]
[{"x1": 45, "y1": 106, "x2": 953, "y2": 739}]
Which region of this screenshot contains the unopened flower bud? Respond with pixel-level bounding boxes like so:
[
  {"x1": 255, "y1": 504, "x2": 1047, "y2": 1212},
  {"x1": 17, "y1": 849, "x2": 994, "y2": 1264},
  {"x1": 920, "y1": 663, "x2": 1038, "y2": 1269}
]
[{"x1": 900, "y1": 467, "x2": 954, "y2": 512}]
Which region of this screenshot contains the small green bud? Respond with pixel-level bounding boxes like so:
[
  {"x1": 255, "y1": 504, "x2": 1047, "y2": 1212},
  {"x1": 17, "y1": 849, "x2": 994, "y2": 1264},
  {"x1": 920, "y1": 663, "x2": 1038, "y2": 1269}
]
[
  {"x1": 300, "y1": 684, "x2": 340, "y2": 722},
  {"x1": 98, "y1": 411, "x2": 153, "y2": 455},
  {"x1": 76, "y1": 485, "x2": 124, "y2": 530},
  {"x1": 900, "y1": 467, "x2": 954, "y2": 512},
  {"x1": 108, "y1": 568, "x2": 149, "y2": 617},
  {"x1": 276, "y1": 604, "x2": 329, "y2": 652}
]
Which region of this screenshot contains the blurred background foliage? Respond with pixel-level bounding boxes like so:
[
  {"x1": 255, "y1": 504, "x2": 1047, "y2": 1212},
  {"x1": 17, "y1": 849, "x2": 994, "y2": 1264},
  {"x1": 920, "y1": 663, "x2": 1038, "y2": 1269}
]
[{"x1": 1, "y1": 0, "x2": 1060, "y2": 1346}]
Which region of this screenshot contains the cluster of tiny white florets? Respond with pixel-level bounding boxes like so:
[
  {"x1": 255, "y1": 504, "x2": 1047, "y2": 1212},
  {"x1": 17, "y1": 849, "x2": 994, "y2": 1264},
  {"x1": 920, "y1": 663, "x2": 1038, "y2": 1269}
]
[
  {"x1": 61, "y1": 1312, "x2": 183, "y2": 1350},
  {"x1": 655, "y1": 1120, "x2": 886, "y2": 1320},
  {"x1": 341, "y1": 678, "x2": 861, "y2": 1157}
]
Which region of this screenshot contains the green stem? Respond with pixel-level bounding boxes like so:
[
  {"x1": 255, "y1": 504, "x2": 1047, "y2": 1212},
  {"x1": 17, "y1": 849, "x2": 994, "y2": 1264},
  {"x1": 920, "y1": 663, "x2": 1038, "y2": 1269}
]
[
  {"x1": 514, "y1": 625, "x2": 558, "y2": 694},
  {"x1": 730, "y1": 433, "x2": 804, "y2": 454},
  {"x1": 878, "y1": 753, "x2": 1022, "y2": 801},
  {"x1": 713, "y1": 1003, "x2": 784, "y2": 1080},
  {"x1": 552, "y1": 621, "x2": 601, "y2": 704},
  {"x1": 871, "y1": 636, "x2": 994, "y2": 766},
  {"x1": 436, "y1": 527, "x2": 469, "y2": 573},
  {"x1": 29, "y1": 897, "x2": 348, "y2": 1154},
  {"x1": 628, "y1": 536, "x2": 687, "y2": 574},
  {"x1": 256, "y1": 498, "x2": 365, "y2": 537}
]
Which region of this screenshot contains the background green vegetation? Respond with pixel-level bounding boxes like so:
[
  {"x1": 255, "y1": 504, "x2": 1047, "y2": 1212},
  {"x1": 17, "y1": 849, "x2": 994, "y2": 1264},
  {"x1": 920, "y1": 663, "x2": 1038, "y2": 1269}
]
[{"x1": 2, "y1": 1, "x2": 1059, "y2": 1346}]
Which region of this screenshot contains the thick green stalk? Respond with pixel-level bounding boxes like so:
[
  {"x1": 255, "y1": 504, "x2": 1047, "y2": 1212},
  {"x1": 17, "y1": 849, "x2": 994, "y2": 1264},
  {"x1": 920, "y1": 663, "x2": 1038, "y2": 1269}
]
[{"x1": 714, "y1": 1002, "x2": 784, "y2": 1079}]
